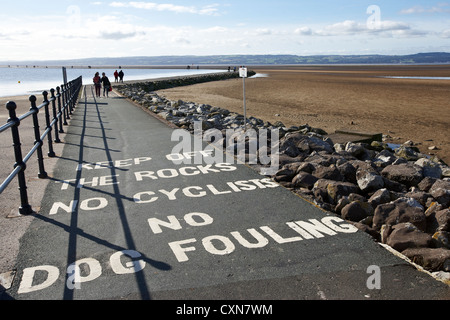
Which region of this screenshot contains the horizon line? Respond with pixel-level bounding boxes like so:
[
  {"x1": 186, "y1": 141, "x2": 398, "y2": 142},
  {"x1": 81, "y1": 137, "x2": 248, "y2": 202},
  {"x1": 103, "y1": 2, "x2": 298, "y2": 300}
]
[{"x1": 1, "y1": 51, "x2": 450, "y2": 64}]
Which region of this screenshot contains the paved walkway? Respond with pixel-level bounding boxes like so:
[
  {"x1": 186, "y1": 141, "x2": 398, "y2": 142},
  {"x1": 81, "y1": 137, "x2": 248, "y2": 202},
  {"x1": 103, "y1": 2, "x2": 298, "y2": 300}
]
[{"x1": 3, "y1": 86, "x2": 449, "y2": 300}]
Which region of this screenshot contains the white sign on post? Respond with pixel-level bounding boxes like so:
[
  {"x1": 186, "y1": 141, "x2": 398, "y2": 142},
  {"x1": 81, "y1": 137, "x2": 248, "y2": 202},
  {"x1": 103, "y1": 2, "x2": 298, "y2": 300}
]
[
  {"x1": 62, "y1": 67, "x2": 68, "y2": 85},
  {"x1": 239, "y1": 67, "x2": 248, "y2": 130},
  {"x1": 239, "y1": 67, "x2": 248, "y2": 78}
]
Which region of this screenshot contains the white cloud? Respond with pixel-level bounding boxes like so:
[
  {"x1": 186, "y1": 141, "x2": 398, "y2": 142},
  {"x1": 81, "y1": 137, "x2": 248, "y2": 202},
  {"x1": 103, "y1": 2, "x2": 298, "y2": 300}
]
[
  {"x1": 203, "y1": 26, "x2": 228, "y2": 33},
  {"x1": 198, "y1": 5, "x2": 221, "y2": 16},
  {"x1": 400, "y1": 3, "x2": 450, "y2": 14},
  {"x1": 295, "y1": 20, "x2": 427, "y2": 38},
  {"x1": 321, "y1": 20, "x2": 367, "y2": 35},
  {"x1": 109, "y1": 2, "x2": 220, "y2": 15},
  {"x1": 100, "y1": 31, "x2": 139, "y2": 40},
  {"x1": 81, "y1": 15, "x2": 144, "y2": 40},
  {"x1": 255, "y1": 28, "x2": 272, "y2": 36},
  {"x1": 377, "y1": 21, "x2": 410, "y2": 31},
  {"x1": 294, "y1": 27, "x2": 312, "y2": 36},
  {"x1": 0, "y1": 5, "x2": 443, "y2": 61}
]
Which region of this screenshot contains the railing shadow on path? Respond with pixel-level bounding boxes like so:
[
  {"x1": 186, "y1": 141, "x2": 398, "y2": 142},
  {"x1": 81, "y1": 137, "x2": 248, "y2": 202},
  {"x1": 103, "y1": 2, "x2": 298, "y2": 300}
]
[
  {"x1": 58, "y1": 85, "x2": 170, "y2": 299},
  {"x1": 26, "y1": 85, "x2": 172, "y2": 300}
]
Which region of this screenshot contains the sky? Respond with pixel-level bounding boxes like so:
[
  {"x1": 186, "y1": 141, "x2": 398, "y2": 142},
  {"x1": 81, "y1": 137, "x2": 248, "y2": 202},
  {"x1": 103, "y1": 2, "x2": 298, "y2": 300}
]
[{"x1": 1, "y1": 0, "x2": 450, "y2": 61}]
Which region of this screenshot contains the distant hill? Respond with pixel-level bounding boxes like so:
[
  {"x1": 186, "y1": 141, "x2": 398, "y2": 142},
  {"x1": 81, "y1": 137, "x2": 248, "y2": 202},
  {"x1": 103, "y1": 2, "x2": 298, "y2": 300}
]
[{"x1": 2, "y1": 52, "x2": 450, "y2": 67}]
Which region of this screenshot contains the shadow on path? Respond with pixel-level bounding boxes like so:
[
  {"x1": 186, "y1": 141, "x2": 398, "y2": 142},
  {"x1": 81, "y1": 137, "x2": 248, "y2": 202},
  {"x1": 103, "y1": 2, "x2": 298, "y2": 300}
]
[{"x1": 52, "y1": 86, "x2": 171, "y2": 300}]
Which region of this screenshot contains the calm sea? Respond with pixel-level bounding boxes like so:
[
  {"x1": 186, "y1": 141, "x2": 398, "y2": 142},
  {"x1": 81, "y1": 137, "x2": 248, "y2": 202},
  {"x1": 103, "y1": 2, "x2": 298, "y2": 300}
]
[{"x1": 0, "y1": 67, "x2": 226, "y2": 98}]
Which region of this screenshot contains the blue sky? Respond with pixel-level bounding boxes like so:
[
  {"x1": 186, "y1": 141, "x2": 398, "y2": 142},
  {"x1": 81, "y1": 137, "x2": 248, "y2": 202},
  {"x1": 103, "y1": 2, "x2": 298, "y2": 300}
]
[{"x1": 1, "y1": 1, "x2": 450, "y2": 61}]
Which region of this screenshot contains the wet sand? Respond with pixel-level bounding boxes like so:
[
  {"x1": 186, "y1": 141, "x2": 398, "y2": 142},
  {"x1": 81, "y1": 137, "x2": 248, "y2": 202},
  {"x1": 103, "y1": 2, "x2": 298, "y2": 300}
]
[{"x1": 158, "y1": 65, "x2": 450, "y2": 164}]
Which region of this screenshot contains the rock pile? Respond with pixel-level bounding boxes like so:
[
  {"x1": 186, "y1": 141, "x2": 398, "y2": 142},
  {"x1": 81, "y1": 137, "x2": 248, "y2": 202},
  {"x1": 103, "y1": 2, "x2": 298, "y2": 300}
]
[
  {"x1": 115, "y1": 85, "x2": 450, "y2": 276},
  {"x1": 114, "y1": 71, "x2": 255, "y2": 95},
  {"x1": 275, "y1": 133, "x2": 450, "y2": 274}
]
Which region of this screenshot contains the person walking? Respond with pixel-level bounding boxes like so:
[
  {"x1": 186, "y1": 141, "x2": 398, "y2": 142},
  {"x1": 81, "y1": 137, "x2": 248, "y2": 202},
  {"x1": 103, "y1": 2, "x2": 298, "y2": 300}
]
[
  {"x1": 93, "y1": 72, "x2": 101, "y2": 97},
  {"x1": 101, "y1": 72, "x2": 111, "y2": 98},
  {"x1": 114, "y1": 70, "x2": 119, "y2": 83},
  {"x1": 119, "y1": 70, "x2": 124, "y2": 83}
]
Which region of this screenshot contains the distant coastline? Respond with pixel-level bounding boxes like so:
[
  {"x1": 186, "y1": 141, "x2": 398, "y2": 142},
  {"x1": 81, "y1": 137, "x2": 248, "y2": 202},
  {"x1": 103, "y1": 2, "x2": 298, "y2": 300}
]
[
  {"x1": 0, "y1": 65, "x2": 228, "y2": 70},
  {"x1": 0, "y1": 68, "x2": 227, "y2": 98},
  {"x1": 1, "y1": 52, "x2": 450, "y2": 68}
]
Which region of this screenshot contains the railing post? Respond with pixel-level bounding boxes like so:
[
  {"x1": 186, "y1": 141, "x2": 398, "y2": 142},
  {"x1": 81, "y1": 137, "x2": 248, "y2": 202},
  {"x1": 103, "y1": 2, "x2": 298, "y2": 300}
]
[
  {"x1": 61, "y1": 84, "x2": 68, "y2": 125},
  {"x1": 65, "y1": 83, "x2": 71, "y2": 119},
  {"x1": 68, "y1": 82, "x2": 74, "y2": 115},
  {"x1": 42, "y1": 91, "x2": 56, "y2": 158},
  {"x1": 6, "y1": 101, "x2": 33, "y2": 215},
  {"x1": 72, "y1": 80, "x2": 77, "y2": 112},
  {"x1": 29, "y1": 95, "x2": 48, "y2": 179},
  {"x1": 62, "y1": 84, "x2": 69, "y2": 122},
  {"x1": 50, "y1": 89, "x2": 61, "y2": 143},
  {"x1": 56, "y1": 86, "x2": 65, "y2": 133}
]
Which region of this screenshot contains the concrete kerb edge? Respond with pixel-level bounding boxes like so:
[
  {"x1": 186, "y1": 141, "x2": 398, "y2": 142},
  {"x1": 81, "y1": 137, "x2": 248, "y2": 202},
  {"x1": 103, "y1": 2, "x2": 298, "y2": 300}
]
[{"x1": 378, "y1": 243, "x2": 450, "y2": 287}]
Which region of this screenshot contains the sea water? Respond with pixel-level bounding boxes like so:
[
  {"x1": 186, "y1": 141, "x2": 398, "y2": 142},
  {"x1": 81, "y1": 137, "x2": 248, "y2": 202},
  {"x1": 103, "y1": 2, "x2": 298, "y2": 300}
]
[
  {"x1": 381, "y1": 76, "x2": 450, "y2": 80},
  {"x1": 0, "y1": 67, "x2": 226, "y2": 98}
]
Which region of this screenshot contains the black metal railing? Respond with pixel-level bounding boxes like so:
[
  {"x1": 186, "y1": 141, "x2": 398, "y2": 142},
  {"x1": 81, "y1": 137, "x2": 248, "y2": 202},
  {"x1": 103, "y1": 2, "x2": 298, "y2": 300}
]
[{"x1": 0, "y1": 76, "x2": 83, "y2": 215}]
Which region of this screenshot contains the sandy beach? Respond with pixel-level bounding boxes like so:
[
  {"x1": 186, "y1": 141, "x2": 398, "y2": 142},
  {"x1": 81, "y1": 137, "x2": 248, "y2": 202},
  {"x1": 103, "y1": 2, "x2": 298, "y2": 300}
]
[{"x1": 158, "y1": 65, "x2": 450, "y2": 165}]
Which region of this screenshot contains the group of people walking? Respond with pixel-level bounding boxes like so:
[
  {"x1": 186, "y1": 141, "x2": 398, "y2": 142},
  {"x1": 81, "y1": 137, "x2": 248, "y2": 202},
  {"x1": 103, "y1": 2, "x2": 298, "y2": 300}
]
[{"x1": 93, "y1": 70, "x2": 124, "y2": 98}]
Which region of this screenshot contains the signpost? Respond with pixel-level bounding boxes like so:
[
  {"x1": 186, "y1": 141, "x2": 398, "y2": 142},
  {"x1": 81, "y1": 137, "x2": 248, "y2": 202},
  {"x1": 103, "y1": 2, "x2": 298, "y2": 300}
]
[
  {"x1": 62, "y1": 67, "x2": 68, "y2": 86},
  {"x1": 239, "y1": 67, "x2": 248, "y2": 131}
]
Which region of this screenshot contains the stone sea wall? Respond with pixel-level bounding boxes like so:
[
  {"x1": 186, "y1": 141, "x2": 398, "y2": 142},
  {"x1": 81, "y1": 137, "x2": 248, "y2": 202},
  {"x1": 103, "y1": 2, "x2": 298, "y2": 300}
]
[
  {"x1": 115, "y1": 70, "x2": 255, "y2": 93},
  {"x1": 115, "y1": 79, "x2": 450, "y2": 280}
]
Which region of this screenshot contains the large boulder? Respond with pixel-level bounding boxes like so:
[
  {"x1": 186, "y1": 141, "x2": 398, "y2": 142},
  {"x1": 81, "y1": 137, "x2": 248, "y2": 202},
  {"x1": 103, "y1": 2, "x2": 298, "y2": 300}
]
[
  {"x1": 432, "y1": 231, "x2": 450, "y2": 249},
  {"x1": 402, "y1": 248, "x2": 450, "y2": 272},
  {"x1": 312, "y1": 164, "x2": 343, "y2": 181},
  {"x1": 356, "y1": 170, "x2": 384, "y2": 192},
  {"x1": 381, "y1": 163, "x2": 423, "y2": 188},
  {"x1": 414, "y1": 158, "x2": 442, "y2": 179},
  {"x1": 337, "y1": 162, "x2": 357, "y2": 184},
  {"x1": 368, "y1": 188, "x2": 392, "y2": 208},
  {"x1": 426, "y1": 208, "x2": 450, "y2": 234},
  {"x1": 429, "y1": 180, "x2": 450, "y2": 207},
  {"x1": 384, "y1": 223, "x2": 432, "y2": 252},
  {"x1": 292, "y1": 172, "x2": 318, "y2": 189},
  {"x1": 279, "y1": 132, "x2": 334, "y2": 155},
  {"x1": 313, "y1": 179, "x2": 359, "y2": 204},
  {"x1": 313, "y1": 179, "x2": 360, "y2": 204},
  {"x1": 273, "y1": 167, "x2": 297, "y2": 182},
  {"x1": 418, "y1": 177, "x2": 437, "y2": 192},
  {"x1": 372, "y1": 201, "x2": 426, "y2": 231},
  {"x1": 341, "y1": 200, "x2": 374, "y2": 222},
  {"x1": 395, "y1": 145, "x2": 420, "y2": 161},
  {"x1": 345, "y1": 142, "x2": 366, "y2": 158}
]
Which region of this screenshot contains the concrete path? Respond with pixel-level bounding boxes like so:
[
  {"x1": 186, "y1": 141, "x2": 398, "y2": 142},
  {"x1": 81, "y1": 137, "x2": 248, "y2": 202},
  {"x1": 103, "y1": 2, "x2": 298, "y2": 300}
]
[{"x1": 3, "y1": 86, "x2": 449, "y2": 300}]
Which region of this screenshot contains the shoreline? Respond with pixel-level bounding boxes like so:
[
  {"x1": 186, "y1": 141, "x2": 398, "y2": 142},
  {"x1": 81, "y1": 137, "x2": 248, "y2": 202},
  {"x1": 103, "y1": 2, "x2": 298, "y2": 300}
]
[
  {"x1": 2, "y1": 63, "x2": 450, "y2": 69},
  {"x1": 0, "y1": 69, "x2": 229, "y2": 99},
  {"x1": 0, "y1": 65, "x2": 230, "y2": 70}
]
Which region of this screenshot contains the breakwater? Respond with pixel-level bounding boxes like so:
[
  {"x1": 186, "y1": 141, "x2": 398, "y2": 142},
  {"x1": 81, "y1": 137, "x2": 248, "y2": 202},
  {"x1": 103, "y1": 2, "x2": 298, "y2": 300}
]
[{"x1": 114, "y1": 70, "x2": 255, "y2": 93}]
